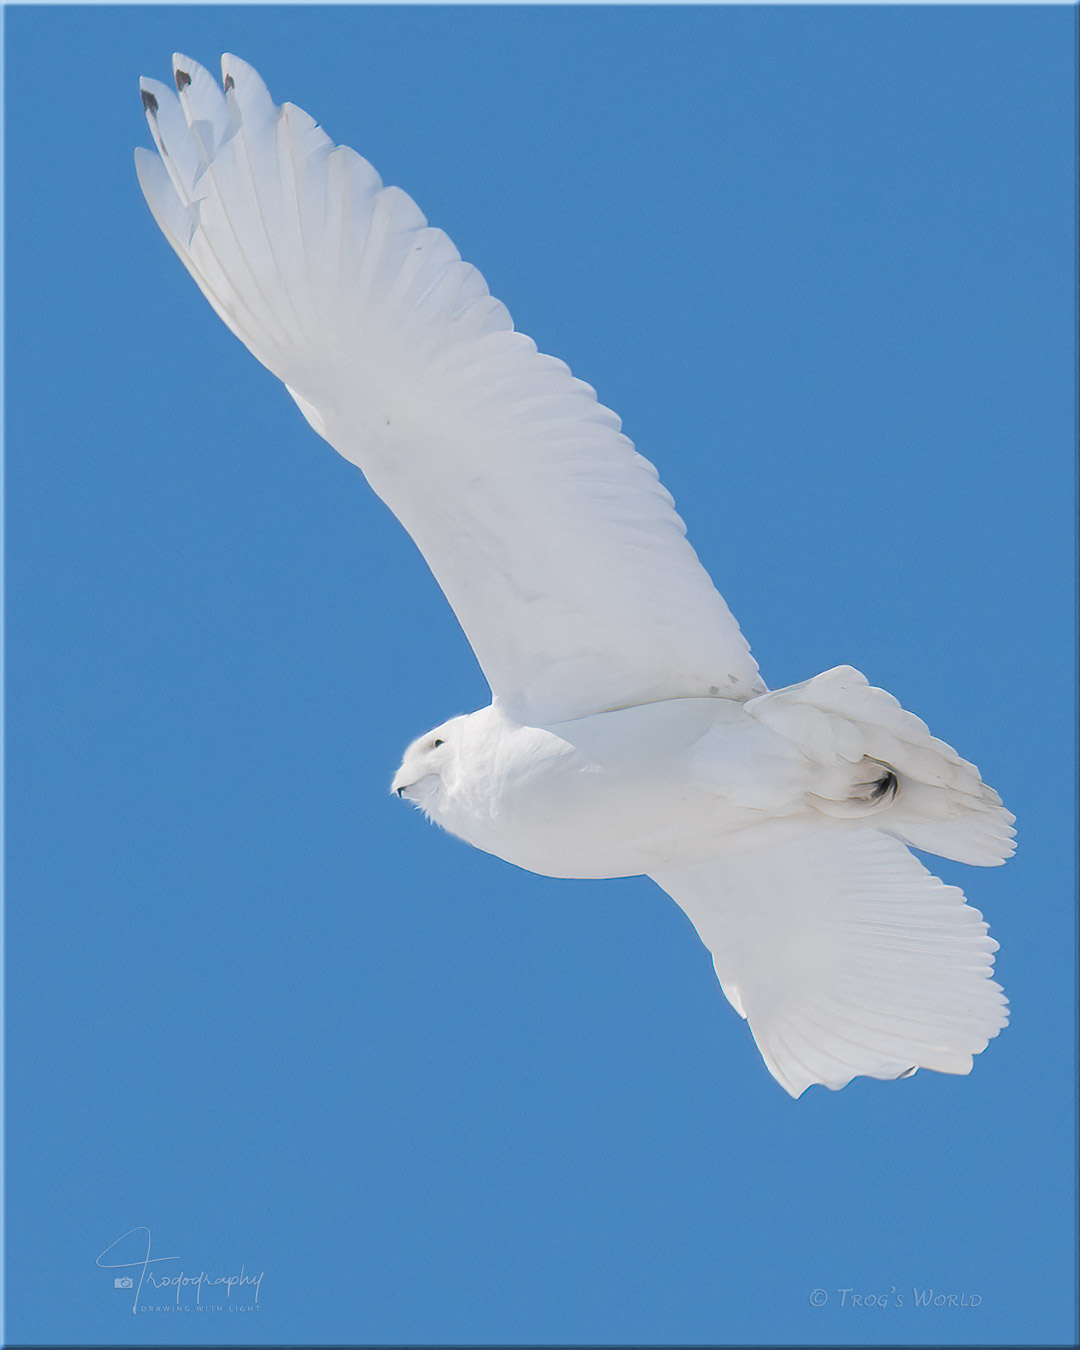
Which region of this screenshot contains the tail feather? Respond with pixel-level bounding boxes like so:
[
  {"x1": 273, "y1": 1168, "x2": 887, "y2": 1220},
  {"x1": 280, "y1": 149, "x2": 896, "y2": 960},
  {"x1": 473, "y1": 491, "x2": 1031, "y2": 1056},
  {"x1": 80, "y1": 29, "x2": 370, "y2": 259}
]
[{"x1": 746, "y1": 666, "x2": 1016, "y2": 866}]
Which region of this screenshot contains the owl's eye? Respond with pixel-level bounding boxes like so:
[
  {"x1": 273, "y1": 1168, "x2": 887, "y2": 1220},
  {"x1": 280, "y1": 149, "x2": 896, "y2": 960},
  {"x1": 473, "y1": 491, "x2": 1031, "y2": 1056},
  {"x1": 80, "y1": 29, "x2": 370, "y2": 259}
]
[{"x1": 432, "y1": 738, "x2": 444, "y2": 749}]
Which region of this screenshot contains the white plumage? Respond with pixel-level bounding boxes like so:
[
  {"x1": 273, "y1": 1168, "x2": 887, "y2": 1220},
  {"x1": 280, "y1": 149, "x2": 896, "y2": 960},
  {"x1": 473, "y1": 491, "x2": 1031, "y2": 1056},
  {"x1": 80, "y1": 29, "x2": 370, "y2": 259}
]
[
  {"x1": 137, "y1": 53, "x2": 761, "y2": 728},
  {"x1": 653, "y1": 830, "x2": 1005, "y2": 1097},
  {"x1": 137, "y1": 53, "x2": 1013, "y2": 1096}
]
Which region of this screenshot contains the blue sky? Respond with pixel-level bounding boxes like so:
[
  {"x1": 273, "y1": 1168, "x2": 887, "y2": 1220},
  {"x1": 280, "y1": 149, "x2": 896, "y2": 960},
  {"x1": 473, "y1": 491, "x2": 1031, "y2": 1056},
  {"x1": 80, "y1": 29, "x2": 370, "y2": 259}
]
[{"x1": 4, "y1": 5, "x2": 1076, "y2": 1346}]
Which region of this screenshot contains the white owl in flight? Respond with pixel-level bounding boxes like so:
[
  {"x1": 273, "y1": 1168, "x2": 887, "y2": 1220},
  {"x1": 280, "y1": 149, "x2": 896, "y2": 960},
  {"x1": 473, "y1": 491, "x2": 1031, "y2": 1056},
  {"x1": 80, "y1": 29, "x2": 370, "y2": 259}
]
[{"x1": 136, "y1": 53, "x2": 1013, "y2": 1096}]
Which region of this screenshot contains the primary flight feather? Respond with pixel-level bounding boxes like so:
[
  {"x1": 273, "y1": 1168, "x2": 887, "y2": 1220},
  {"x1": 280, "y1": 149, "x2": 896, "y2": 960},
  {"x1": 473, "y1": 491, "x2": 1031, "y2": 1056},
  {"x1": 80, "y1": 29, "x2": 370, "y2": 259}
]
[{"x1": 137, "y1": 53, "x2": 1013, "y2": 1096}]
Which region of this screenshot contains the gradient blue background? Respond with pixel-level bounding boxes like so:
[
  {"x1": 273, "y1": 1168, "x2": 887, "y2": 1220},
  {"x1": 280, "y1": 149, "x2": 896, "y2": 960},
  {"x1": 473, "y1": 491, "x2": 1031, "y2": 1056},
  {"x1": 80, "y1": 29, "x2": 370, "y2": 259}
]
[{"x1": 4, "y1": 5, "x2": 1076, "y2": 1346}]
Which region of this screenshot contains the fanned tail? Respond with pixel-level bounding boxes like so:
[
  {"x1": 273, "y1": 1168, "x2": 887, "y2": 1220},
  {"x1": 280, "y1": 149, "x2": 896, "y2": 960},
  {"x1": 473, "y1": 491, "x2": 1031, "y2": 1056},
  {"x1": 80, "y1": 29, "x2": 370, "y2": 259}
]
[{"x1": 746, "y1": 666, "x2": 1016, "y2": 867}]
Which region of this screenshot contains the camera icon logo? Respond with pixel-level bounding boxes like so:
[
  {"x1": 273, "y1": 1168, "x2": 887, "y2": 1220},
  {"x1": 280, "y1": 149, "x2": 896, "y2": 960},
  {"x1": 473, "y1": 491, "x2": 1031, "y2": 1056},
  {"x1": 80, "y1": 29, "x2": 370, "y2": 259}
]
[{"x1": 114, "y1": 1276, "x2": 134, "y2": 1289}]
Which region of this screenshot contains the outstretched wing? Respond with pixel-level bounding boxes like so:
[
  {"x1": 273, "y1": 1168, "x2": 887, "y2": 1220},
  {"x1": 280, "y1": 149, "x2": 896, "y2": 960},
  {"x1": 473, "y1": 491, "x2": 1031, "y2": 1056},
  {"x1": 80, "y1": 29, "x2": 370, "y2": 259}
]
[
  {"x1": 650, "y1": 828, "x2": 1007, "y2": 1096},
  {"x1": 135, "y1": 53, "x2": 764, "y2": 726}
]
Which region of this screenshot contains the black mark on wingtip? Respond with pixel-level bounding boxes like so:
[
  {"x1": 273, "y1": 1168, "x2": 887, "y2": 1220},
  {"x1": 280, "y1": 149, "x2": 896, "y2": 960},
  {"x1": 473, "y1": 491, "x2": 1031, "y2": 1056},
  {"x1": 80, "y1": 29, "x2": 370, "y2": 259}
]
[
  {"x1": 175, "y1": 68, "x2": 192, "y2": 91},
  {"x1": 223, "y1": 74, "x2": 235, "y2": 91},
  {"x1": 141, "y1": 89, "x2": 159, "y2": 115}
]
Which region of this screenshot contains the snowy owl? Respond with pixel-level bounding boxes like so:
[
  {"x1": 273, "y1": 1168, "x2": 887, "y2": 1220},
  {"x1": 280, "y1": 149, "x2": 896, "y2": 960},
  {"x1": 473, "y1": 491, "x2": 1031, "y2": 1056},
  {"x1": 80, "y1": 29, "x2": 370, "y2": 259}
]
[{"x1": 136, "y1": 54, "x2": 1013, "y2": 1096}]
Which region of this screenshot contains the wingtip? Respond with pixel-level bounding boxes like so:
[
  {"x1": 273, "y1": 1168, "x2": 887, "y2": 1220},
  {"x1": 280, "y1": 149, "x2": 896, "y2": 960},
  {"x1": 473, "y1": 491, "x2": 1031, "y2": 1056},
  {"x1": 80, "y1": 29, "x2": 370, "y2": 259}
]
[
  {"x1": 220, "y1": 52, "x2": 245, "y2": 86},
  {"x1": 139, "y1": 75, "x2": 174, "y2": 118},
  {"x1": 219, "y1": 52, "x2": 273, "y2": 100},
  {"x1": 219, "y1": 51, "x2": 241, "y2": 94},
  {"x1": 172, "y1": 50, "x2": 214, "y2": 94}
]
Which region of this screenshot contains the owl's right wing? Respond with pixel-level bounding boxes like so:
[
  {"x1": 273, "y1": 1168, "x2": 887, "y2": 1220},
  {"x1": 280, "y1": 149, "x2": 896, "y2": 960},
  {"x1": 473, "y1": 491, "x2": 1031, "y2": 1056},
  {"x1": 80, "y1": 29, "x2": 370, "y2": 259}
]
[{"x1": 135, "y1": 52, "x2": 764, "y2": 727}]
